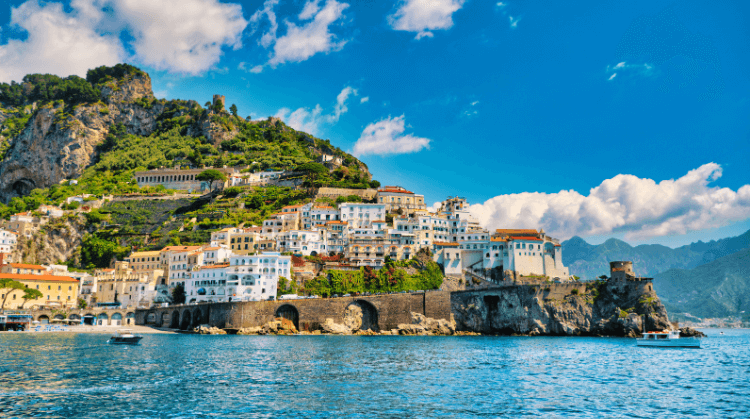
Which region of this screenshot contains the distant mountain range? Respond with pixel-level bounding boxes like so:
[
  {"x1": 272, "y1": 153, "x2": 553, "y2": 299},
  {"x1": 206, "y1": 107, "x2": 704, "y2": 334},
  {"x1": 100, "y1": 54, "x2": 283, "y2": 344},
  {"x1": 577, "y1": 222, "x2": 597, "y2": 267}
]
[
  {"x1": 654, "y1": 249, "x2": 750, "y2": 319},
  {"x1": 561, "y1": 229, "x2": 750, "y2": 319},
  {"x1": 561, "y1": 229, "x2": 750, "y2": 280}
]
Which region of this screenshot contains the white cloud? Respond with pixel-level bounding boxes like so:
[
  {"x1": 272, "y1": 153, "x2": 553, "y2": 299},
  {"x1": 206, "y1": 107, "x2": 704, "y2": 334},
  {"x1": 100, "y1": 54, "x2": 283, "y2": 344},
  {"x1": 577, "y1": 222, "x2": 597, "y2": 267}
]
[
  {"x1": 353, "y1": 115, "x2": 431, "y2": 157},
  {"x1": 468, "y1": 163, "x2": 750, "y2": 241},
  {"x1": 329, "y1": 86, "x2": 357, "y2": 123},
  {"x1": 0, "y1": 0, "x2": 248, "y2": 82},
  {"x1": 606, "y1": 61, "x2": 654, "y2": 81},
  {"x1": 113, "y1": 0, "x2": 247, "y2": 74},
  {"x1": 388, "y1": 0, "x2": 466, "y2": 40},
  {"x1": 509, "y1": 15, "x2": 521, "y2": 28},
  {"x1": 274, "y1": 86, "x2": 358, "y2": 134},
  {"x1": 275, "y1": 105, "x2": 324, "y2": 134},
  {"x1": 252, "y1": 0, "x2": 349, "y2": 68},
  {"x1": 360, "y1": 96, "x2": 369, "y2": 103},
  {"x1": 250, "y1": 65, "x2": 264, "y2": 74},
  {"x1": 0, "y1": 0, "x2": 124, "y2": 82}
]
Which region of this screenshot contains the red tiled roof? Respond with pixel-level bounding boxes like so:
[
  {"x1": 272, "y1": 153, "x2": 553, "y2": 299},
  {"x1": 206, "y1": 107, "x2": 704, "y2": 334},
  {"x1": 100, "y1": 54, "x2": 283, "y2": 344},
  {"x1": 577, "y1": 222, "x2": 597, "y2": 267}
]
[
  {"x1": 495, "y1": 229, "x2": 538, "y2": 235},
  {"x1": 161, "y1": 246, "x2": 202, "y2": 252},
  {"x1": 8, "y1": 263, "x2": 46, "y2": 270},
  {"x1": 508, "y1": 236, "x2": 543, "y2": 241},
  {"x1": 378, "y1": 188, "x2": 414, "y2": 194},
  {"x1": 0, "y1": 273, "x2": 79, "y2": 282},
  {"x1": 433, "y1": 241, "x2": 459, "y2": 247}
]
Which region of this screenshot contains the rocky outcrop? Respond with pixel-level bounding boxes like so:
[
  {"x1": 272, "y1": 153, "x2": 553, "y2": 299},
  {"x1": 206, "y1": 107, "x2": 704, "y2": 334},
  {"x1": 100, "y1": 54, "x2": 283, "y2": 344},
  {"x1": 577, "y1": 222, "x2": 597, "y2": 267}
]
[
  {"x1": 397, "y1": 312, "x2": 457, "y2": 335},
  {"x1": 0, "y1": 74, "x2": 163, "y2": 202},
  {"x1": 236, "y1": 317, "x2": 297, "y2": 335},
  {"x1": 452, "y1": 280, "x2": 671, "y2": 337},
  {"x1": 194, "y1": 325, "x2": 227, "y2": 335},
  {"x1": 12, "y1": 215, "x2": 90, "y2": 265}
]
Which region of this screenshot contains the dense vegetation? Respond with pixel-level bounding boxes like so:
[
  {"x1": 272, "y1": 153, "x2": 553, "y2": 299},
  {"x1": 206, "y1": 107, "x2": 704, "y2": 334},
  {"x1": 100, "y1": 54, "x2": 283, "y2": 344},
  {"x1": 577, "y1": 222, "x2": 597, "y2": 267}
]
[
  {"x1": 302, "y1": 258, "x2": 444, "y2": 297},
  {"x1": 0, "y1": 74, "x2": 100, "y2": 107}
]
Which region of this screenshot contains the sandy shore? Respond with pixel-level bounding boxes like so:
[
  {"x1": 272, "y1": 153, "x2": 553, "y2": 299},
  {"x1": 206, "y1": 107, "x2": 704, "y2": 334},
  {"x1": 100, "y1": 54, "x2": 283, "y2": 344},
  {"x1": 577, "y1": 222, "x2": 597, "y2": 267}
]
[{"x1": 20, "y1": 325, "x2": 176, "y2": 334}]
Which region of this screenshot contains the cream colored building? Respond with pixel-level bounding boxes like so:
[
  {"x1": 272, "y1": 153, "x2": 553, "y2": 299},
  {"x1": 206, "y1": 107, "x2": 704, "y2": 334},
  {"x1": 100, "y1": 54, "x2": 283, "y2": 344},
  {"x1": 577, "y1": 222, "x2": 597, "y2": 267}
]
[
  {"x1": 126, "y1": 251, "x2": 163, "y2": 275},
  {"x1": 377, "y1": 186, "x2": 426, "y2": 214},
  {"x1": 8, "y1": 212, "x2": 49, "y2": 238},
  {"x1": 93, "y1": 262, "x2": 163, "y2": 308}
]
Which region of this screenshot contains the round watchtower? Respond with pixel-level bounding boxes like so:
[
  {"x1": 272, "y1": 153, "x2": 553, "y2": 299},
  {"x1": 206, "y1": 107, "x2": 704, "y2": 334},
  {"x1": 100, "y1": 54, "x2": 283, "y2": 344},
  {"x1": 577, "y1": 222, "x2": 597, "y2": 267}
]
[{"x1": 609, "y1": 261, "x2": 634, "y2": 281}]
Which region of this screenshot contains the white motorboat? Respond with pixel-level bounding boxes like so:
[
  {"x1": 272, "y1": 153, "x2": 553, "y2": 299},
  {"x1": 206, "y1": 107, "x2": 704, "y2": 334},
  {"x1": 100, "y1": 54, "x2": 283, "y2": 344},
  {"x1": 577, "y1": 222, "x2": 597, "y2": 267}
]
[
  {"x1": 107, "y1": 329, "x2": 144, "y2": 345},
  {"x1": 636, "y1": 330, "x2": 701, "y2": 348}
]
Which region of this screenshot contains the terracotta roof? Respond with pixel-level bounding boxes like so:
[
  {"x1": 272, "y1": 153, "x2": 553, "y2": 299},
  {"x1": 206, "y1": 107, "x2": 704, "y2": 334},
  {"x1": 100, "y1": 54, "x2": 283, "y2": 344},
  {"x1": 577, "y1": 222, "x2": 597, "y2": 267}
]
[
  {"x1": 161, "y1": 246, "x2": 202, "y2": 252},
  {"x1": 554, "y1": 244, "x2": 561, "y2": 247},
  {"x1": 0, "y1": 273, "x2": 79, "y2": 282},
  {"x1": 378, "y1": 186, "x2": 414, "y2": 194},
  {"x1": 203, "y1": 247, "x2": 221, "y2": 251},
  {"x1": 508, "y1": 236, "x2": 543, "y2": 241},
  {"x1": 326, "y1": 221, "x2": 346, "y2": 225},
  {"x1": 495, "y1": 229, "x2": 538, "y2": 236},
  {"x1": 197, "y1": 264, "x2": 230, "y2": 270},
  {"x1": 8, "y1": 263, "x2": 47, "y2": 270},
  {"x1": 490, "y1": 237, "x2": 507, "y2": 242},
  {"x1": 433, "y1": 241, "x2": 460, "y2": 247}
]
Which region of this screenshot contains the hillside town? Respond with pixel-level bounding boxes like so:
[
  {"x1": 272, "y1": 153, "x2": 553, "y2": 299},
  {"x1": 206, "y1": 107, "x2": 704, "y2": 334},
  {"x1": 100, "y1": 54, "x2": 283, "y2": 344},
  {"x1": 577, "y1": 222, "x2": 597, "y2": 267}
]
[{"x1": 0, "y1": 180, "x2": 571, "y2": 321}]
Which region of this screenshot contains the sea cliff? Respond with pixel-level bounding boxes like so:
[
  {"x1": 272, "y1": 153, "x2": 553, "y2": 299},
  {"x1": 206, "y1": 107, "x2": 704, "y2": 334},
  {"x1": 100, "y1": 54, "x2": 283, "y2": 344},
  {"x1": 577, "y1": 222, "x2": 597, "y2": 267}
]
[{"x1": 451, "y1": 279, "x2": 670, "y2": 336}]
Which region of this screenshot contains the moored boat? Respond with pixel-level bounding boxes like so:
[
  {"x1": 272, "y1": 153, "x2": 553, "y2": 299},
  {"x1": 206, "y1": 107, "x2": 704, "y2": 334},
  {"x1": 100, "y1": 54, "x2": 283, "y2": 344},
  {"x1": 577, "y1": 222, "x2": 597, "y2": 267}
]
[
  {"x1": 108, "y1": 329, "x2": 144, "y2": 345},
  {"x1": 636, "y1": 330, "x2": 701, "y2": 348}
]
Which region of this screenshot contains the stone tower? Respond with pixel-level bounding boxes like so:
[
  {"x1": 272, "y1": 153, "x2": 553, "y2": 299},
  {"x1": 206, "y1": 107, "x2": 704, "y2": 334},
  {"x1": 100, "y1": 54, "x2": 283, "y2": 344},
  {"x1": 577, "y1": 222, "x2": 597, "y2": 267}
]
[
  {"x1": 212, "y1": 94, "x2": 225, "y2": 111},
  {"x1": 609, "y1": 261, "x2": 634, "y2": 281}
]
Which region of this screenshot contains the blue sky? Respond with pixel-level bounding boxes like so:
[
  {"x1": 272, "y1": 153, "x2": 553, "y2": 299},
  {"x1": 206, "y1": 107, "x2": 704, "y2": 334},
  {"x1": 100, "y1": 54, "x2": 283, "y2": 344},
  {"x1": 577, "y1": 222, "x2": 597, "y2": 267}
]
[{"x1": 1, "y1": 0, "x2": 749, "y2": 247}]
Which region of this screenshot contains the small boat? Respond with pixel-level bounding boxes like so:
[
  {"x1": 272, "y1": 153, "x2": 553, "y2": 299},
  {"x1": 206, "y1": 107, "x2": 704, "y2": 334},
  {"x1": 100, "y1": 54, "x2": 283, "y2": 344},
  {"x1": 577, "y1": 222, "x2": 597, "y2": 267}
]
[
  {"x1": 636, "y1": 330, "x2": 701, "y2": 348},
  {"x1": 108, "y1": 329, "x2": 144, "y2": 345}
]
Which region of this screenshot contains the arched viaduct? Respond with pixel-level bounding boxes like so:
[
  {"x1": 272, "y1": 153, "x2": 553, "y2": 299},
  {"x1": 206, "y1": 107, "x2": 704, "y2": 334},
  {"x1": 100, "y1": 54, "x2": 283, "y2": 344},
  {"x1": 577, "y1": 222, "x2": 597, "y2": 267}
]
[{"x1": 136, "y1": 291, "x2": 453, "y2": 332}]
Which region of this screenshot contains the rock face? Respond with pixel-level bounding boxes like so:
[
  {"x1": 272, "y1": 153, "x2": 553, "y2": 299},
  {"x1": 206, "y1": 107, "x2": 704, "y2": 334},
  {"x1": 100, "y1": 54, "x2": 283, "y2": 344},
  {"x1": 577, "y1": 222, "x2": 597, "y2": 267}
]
[
  {"x1": 0, "y1": 74, "x2": 162, "y2": 202},
  {"x1": 12, "y1": 215, "x2": 90, "y2": 265},
  {"x1": 451, "y1": 280, "x2": 671, "y2": 337}
]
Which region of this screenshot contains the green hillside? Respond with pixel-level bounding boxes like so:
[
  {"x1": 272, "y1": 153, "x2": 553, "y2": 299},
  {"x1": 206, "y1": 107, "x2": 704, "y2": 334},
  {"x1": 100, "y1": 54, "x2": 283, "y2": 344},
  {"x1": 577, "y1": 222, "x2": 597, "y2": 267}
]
[{"x1": 654, "y1": 249, "x2": 750, "y2": 320}]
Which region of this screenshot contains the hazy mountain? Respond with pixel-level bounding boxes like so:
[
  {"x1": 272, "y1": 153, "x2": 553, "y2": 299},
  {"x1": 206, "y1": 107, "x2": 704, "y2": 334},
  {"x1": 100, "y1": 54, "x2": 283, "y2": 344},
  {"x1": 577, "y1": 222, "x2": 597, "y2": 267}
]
[
  {"x1": 561, "y1": 229, "x2": 750, "y2": 280},
  {"x1": 653, "y1": 249, "x2": 750, "y2": 319}
]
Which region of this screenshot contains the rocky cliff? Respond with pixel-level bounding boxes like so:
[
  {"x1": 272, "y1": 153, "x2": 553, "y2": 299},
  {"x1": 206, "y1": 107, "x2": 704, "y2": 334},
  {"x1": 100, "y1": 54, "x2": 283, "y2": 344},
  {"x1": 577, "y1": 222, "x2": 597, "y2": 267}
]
[
  {"x1": 0, "y1": 73, "x2": 161, "y2": 201},
  {"x1": 451, "y1": 280, "x2": 671, "y2": 337},
  {"x1": 12, "y1": 215, "x2": 90, "y2": 265}
]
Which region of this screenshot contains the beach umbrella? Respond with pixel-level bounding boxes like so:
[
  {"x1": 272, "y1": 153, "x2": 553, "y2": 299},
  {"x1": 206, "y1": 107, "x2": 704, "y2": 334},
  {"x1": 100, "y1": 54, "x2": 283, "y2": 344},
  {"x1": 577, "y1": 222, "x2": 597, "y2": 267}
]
[{"x1": 32, "y1": 320, "x2": 40, "y2": 324}]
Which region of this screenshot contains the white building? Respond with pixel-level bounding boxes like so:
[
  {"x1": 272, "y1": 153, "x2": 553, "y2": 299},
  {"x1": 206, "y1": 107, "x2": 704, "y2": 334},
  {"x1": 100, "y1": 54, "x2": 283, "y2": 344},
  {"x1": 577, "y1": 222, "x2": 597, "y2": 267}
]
[
  {"x1": 339, "y1": 203, "x2": 386, "y2": 229},
  {"x1": 186, "y1": 252, "x2": 291, "y2": 303},
  {"x1": 0, "y1": 229, "x2": 18, "y2": 255}
]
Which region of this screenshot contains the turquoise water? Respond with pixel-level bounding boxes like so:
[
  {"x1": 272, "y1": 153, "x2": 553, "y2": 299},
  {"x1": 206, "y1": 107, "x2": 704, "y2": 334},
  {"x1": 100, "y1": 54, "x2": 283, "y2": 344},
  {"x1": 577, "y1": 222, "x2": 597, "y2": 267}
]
[{"x1": 1, "y1": 329, "x2": 748, "y2": 418}]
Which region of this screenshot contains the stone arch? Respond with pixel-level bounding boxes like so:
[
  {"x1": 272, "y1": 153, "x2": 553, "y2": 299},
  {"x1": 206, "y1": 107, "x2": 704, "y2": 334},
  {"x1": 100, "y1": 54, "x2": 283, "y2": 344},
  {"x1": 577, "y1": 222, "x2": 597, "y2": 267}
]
[
  {"x1": 53, "y1": 314, "x2": 65, "y2": 320},
  {"x1": 169, "y1": 310, "x2": 180, "y2": 328},
  {"x1": 111, "y1": 312, "x2": 123, "y2": 326},
  {"x1": 344, "y1": 300, "x2": 379, "y2": 332},
  {"x1": 83, "y1": 313, "x2": 96, "y2": 325},
  {"x1": 97, "y1": 313, "x2": 109, "y2": 326},
  {"x1": 193, "y1": 308, "x2": 206, "y2": 328},
  {"x1": 38, "y1": 315, "x2": 50, "y2": 324},
  {"x1": 180, "y1": 310, "x2": 192, "y2": 331},
  {"x1": 146, "y1": 312, "x2": 156, "y2": 325},
  {"x1": 275, "y1": 304, "x2": 299, "y2": 330},
  {"x1": 69, "y1": 314, "x2": 81, "y2": 321},
  {"x1": 126, "y1": 312, "x2": 135, "y2": 325}
]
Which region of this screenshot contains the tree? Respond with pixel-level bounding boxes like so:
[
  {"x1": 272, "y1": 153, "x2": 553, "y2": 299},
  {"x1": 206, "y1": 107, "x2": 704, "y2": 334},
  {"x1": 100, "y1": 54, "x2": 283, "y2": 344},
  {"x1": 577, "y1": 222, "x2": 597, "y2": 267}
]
[
  {"x1": 78, "y1": 298, "x2": 88, "y2": 309},
  {"x1": 229, "y1": 104, "x2": 238, "y2": 116},
  {"x1": 413, "y1": 248, "x2": 432, "y2": 270},
  {"x1": 0, "y1": 279, "x2": 26, "y2": 312},
  {"x1": 369, "y1": 180, "x2": 381, "y2": 188},
  {"x1": 172, "y1": 284, "x2": 186, "y2": 305},
  {"x1": 196, "y1": 169, "x2": 227, "y2": 197},
  {"x1": 19, "y1": 288, "x2": 43, "y2": 309},
  {"x1": 296, "y1": 162, "x2": 328, "y2": 187}
]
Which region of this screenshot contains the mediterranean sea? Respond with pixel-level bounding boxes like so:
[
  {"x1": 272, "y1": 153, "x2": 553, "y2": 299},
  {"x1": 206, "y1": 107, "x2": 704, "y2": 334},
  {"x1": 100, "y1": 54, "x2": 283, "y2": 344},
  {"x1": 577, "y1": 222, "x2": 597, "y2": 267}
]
[{"x1": 1, "y1": 329, "x2": 748, "y2": 418}]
